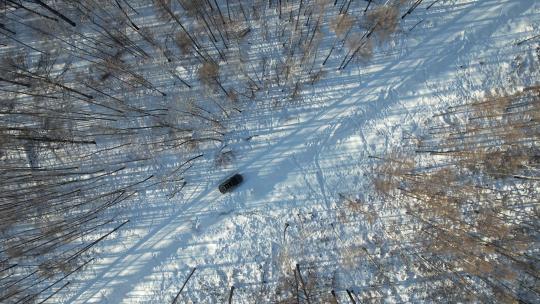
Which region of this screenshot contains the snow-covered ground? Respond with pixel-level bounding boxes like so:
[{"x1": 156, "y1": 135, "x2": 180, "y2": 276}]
[{"x1": 6, "y1": 0, "x2": 537, "y2": 303}]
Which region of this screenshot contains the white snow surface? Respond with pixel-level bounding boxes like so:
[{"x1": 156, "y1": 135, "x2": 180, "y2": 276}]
[{"x1": 54, "y1": 0, "x2": 540, "y2": 303}]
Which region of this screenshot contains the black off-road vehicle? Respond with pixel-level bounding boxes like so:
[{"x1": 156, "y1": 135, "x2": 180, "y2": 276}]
[{"x1": 218, "y1": 173, "x2": 243, "y2": 194}]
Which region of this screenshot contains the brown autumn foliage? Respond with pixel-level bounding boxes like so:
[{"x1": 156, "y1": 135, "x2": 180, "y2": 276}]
[
  {"x1": 330, "y1": 13, "x2": 354, "y2": 38},
  {"x1": 198, "y1": 61, "x2": 222, "y2": 94},
  {"x1": 365, "y1": 5, "x2": 399, "y2": 43}
]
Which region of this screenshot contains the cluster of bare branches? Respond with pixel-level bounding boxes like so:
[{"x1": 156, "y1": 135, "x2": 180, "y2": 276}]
[{"x1": 368, "y1": 86, "x2": 540, "y2": 303}]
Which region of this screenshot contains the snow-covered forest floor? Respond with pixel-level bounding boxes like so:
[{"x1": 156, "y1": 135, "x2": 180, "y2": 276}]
[{"x1": 1, "y1": 0, "x2": 539, "y2": 303}]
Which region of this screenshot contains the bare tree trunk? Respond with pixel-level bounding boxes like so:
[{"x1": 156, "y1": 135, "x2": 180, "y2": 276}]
[
  {"x1": 228, "y1": 285, "x2": 235, "y2": 304},
  {"x1": 346, "y1": 289, "x2": 357, "y2": 303},
  {"x1": 5, "y1": 0, "x2": 58, "y2": 22},
  {"x1": 34, "y1": 0, "x2": 77, "y2": 27},
  {"x1": 172, "y1": 267, "x2": 197, "y2": 304},
  {"x1": 296, "y1": 264, "x2": 311, "y2": 304}
]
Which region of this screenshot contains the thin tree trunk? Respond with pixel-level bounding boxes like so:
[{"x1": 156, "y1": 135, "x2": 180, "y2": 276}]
[
  {"x1": 34, "y1": 0, "x2": 77, "y2": 27},
  {"x1": 37, "y1": 282, "x2": 70, "y2": 304},
  {"x1": 5, "y1": 0, "x2": 58, "y2": 22},
  {"x1": 296, "y1": 264, "x2": 311, "y2": 304},
  {"x1": 172, "y1": 267, "x2": 197, "y2": 304},
  {"x1": 364, "y1": 0, "x2": 372, "y2": 13},
  {"x1": 228, "y1": 286, "x2": 235, "y2": 304},
  {"x1": 346, "y1": 289, "x2": 357, "y2": 303}
]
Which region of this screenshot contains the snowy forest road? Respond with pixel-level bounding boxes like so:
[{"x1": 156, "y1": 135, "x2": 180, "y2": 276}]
[{"x1": 65, "y1": 0, "x2": 534, "y2": 302}]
